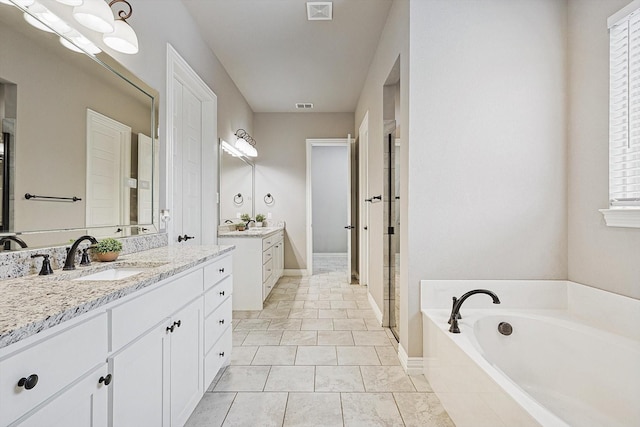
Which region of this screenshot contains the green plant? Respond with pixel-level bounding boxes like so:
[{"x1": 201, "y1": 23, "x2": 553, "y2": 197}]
[
  {"x1": 240, "y1": 213, "x2": 251, "y2": 222},
  {"x1": 94, "y1": 237, "x2": 123, "y2": 254},
  {"x1": 255, "y1": 213, "x2": 266, "y2": 222}
]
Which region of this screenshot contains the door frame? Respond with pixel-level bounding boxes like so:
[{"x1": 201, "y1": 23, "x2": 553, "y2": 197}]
[
  {"x1": 358, "y1": 113, "x2": 369, "y2": 286},
  {"x1": 306, "y1": 138, "x2": 351, "y2": 276},
  {"x1": 166, "y1": 44, "x2": 217, "y2": 244}
]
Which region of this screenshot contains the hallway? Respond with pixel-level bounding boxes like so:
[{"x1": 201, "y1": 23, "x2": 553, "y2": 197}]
[{"x1": 186, "y1": 259, "x2": 453, "y2": 426}]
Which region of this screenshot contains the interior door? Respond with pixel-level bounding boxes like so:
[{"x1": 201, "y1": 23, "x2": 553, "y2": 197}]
[
  {"x1": 346, "y1": 134, "x2": 353, "y2": 280},
  {"x1": 172, "y1": 79, "x2": 202, "y2": 245},
  {"x1": 137, "y1": 133, "x2": 153, "y2": 225},
  {"x1": 358, "y1": 115, "x2": 369, "y2": 286}
]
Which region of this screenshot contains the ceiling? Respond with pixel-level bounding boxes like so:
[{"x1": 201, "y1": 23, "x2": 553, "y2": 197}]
[{"x1": 181, "y1": 0, "x2": 393, "y2": 113}]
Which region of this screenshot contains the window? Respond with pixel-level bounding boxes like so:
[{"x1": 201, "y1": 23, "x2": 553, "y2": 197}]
[{"x1": 602, "y1": 1, "x2": 640, "y2": 228}]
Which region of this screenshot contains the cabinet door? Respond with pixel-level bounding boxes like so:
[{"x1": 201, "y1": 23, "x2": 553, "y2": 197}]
[
  {"x1": 109, "y1": 321, "x2": 169, "y2": 427},
  {"x1": 169, "y1": 298, "x2": 202, "y2": 427},
  {"x1": 17, "y1": 364, "x2": 108, "y2": 427}
]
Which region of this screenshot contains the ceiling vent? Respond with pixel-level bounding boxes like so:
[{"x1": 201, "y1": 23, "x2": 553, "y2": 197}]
[
  {"x1": 307, "y1": 2, "x2": 332, "y2": 21},
  {"x1": 296, "y1": 103, "x2": 314, "y2": 109}
]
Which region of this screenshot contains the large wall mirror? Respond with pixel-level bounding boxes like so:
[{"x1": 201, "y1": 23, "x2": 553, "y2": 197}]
[
  {"x1": 0, "y1": 0, "x2": 159, "y2": 249},
  {"x1": 219, "y1": 140, "x2": 254, "y2": 223}
]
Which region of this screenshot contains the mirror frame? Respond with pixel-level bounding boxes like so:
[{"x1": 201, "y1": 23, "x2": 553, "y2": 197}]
[
  {"x1": 218, "y1": 139, "x2": 254, "y2": 224},
  {"x1": 2, "y1": 0, "x2": 160, "y2": 243}
]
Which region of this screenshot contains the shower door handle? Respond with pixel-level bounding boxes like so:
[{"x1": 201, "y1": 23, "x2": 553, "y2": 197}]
[{"x1": 344, "y1": 226, "x2": 355, "y2": 230}]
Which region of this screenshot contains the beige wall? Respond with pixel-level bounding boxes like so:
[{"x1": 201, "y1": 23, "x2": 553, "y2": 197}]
[
  {"x1": 567, "y1": 0, "x2": 640, "y2": 299},
  {"x1": 354, "y1": 0, "x2": 410, "y2": 350},
  {"x1": 253, "y1": 113, "x2": 354, "y2": 271}
]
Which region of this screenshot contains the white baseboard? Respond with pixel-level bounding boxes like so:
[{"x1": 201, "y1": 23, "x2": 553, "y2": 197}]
[
  {"x1": 367, "y1": 292, "x2": 383, "y2": 325},
  {"x1": 283, "y1": 269, "x2": 307, "y2": 276},
  {"x1": 398, "y1": 343, "x2": 424, "y2": 376}
]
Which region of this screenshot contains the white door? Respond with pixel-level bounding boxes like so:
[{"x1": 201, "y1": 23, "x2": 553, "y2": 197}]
[
  {"x1": 86, "y1": 109, "x2": 131, "y2": 233},
  {"x1": 173, "y1": 80, "x2": 202, "y2": 245},
  {"x1": 137, "y1": 133, "x2": 153, "y2": 225},
  {"x1": 358, "y1": 114, "x2": 369, "y2": 286},
  {"x1": 346, "y1": 134, "x2": 353, "y2": 279}
]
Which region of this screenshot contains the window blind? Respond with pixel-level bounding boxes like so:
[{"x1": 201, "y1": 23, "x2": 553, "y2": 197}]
[{"x1": 610, "y1": 9, "x2": 640, "y2": 207}]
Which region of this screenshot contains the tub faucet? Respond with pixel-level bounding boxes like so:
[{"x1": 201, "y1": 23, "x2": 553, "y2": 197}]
[
  {"x1": 448, "y1": 289, "x2": 500, "y2": 333},
  {"x1": 63, "y1": 235, "x2": 98, "y2": 270}
]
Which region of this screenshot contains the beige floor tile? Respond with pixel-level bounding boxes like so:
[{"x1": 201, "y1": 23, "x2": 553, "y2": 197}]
[
  {"x1": 409, "y1": 374, "x2": 434, "y2": 392},
  {"x1": 318, "y1": 309, "x2": 348, "y2": 319},
  {"x1": 268, "y1": 293, "x2": 295, "y2": 302},
  {"x1": 300, "y1": 318, "x2": 334, "y2": 331},
  {"x1": 283, "y1": 392, "x2": 343, "y2": 427},
  {"x1": 347, "y1": 309, "x2": 378, "y2": 319},
  {"x1": 393, "y1": 392, "x2": 455, "y2": 427},
  {"x1": 241, "y1": 331, "x2": 283, "y2": 346},
  {"x1": 318, "y1": 293, "x2": 344, "y2": 301},
  {"x1": 317, "y1": 331, "x2": 354, "y2": 346},
  {"x1": 221, "y1": 392, "x2": 287, "y2": 427},
  {"x1": 375, "y1": 346, "x2": 401, "y2": 365},
  {"x1": 233, "y1": 319, "x2": 271, "y2": 331},
  {"x1": 353, "y1": 331, "x2": 393, "y2": 346},
  {"x1": 251, "y1": 346, "x2": 297, "y2": 365},
  {"x1": 294, "y1": 293, "x2": 319, "y2": 301},
  {"x1": 330, "y1": 300, "x2": 359, "y2": 309},
  {"x1": 232, "y1": 330, "x2": 249, "y2": 346},
  {"x1": 364, "y1": 318, "x2": 384, "y2": 330},
  {"x1": 267, "y1": 319, "x2": 302, "y2": 331},
  {"x1": 288, "y1": 308, "x2": 319, "y2": 319},
  {"x1": 333, "y1": 319, "x2": 367, "y2": 331},
  {"x1": 277, "y1": 300, "x2": 306, "y2": 309},
  {"x1": 303, "y1": 300, "x2": 332, "y2": 309},
  {"x1": 258, "y1": 308, "x2": 291, "y2": 319},
  {"x1": 295, "y1": 345, "x2": 337, "y2": 365},
  {"x1": 213, "y1": 366, "x2": 271, "y2": 392},
  {"x1": 315, "y1": 366, "x2": 364, "y2": 392},
  {"x1": 341, "y1": 392, "x2": 404, "y2": 427},
  {"x1": 185, "y1": 392, "x2": 235, "y2": 427},
  {"x1": 336, "y1": 346, "x2": 380, "y2": 365},
  {"x1": 232, "y1": 311, "x2": 261, "y2": 319},
  {"x1": 360, "y1": 366, "x2": 416, "y2": 392},
  {"x1": 230, "y1": 346, "x2": 258, "y2": 365},
  {"x1": 280, "y1": 330, "x2": 318, "y2": 345},
  {"x1": 264, "y1": 366, "x2": 315, "y2": 391}
]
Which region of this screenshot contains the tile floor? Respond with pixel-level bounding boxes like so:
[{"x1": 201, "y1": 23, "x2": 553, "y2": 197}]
[{"x1": 186, "y1": 255, "x2": 454, "y2": 427}]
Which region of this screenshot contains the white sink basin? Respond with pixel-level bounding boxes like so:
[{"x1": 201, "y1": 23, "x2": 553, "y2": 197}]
[{"x1": 74, "y1": 268, "x2": 148, "y2": 281}]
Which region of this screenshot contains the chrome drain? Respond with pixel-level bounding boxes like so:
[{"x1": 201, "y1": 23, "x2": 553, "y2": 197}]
[{"x1": 498, "y1": 322, "x2": 513, "y2": 336}]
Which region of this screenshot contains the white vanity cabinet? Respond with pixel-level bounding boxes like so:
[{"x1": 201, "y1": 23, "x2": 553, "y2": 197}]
[
  {"x1": 219, "y1": 230, "x2": 284, "y2": 310},
  {"x1": 0, "y1": 313, "x2": 108, "y2": 427}
]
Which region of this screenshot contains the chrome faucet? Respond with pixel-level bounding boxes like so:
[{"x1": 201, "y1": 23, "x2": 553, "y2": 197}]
[
  {"x1": 63, "y1": 235, "x2": 98, "y2": 270},
  {"x1": 448, "y1": 289, "x2": 500, "y2": 333},
  {"x1": 0, "y1": 235, "x2": 28, "y2": 250}
]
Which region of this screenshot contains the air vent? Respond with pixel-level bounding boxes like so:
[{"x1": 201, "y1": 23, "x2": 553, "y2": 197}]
[
  {"x1": 307, "y1": 2, "x2": 332, "y2": 21},
  {"x1": 296, "y1": 103, "x2": 314, "y2": 109}
]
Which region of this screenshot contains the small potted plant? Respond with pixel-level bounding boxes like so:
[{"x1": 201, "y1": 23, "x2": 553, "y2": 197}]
[
  {"x1": 93, "y1": 237, "x2": 123, "y2": 262},
  {"x1": 255, "y1": 213, "x2": 266, "y2": 227}
]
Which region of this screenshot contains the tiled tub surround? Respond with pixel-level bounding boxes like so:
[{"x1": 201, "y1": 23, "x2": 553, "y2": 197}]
[
  {"x1": 0, "y1": 233, "x2": 168, "y2": 280},
  {"x1": 0, "y1": 243, "x2": 232, "y2": 349},
  {"x1": 421, "y1": 280, "x2": 640, "y2": 427}
]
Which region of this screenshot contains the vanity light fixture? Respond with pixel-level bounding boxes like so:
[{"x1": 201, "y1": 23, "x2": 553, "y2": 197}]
[
  {"x1": 60, "y1": 30, "x2": 101, "y2": 54},
  {"x1": 234, "y1": 129, "x2": 258, "y2": 158},
  {"x1": 220, "y1": 140, "x2": 243, "y2": 158},
  {"x1": 103, "y1": 0, "x2": 138, "y2": 54},
  {"x1": 55, "y1": 0, "x2": 83, "y2": 5},
  {"x1": 0, "y1": 0, "x2": 35, "y2": 6},
  {"x1": 23, "y1": 2, "x2": 72, "y2": 35},
  {"x1": 73, "y1": 0, "x2": 115, "y2": 33}
]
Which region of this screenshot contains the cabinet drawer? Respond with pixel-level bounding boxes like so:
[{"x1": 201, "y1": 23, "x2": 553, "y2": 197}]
[
  {"x1": 110, "y1": 269, "x2": 202, "y2": 351},
  {"x1": 204, "y1": 275, "x2": 232, "y2": 316},
  {"x1": 0, "y1": 313, "x2": 108, "y2": 426},
  {"x1": 204, "y1": 299, "x2": 232, "y2": 353},
  {"x1": 263, "y1": 258, "x2": 273, "y2": 283},
  {"x1": 203, "y1": 255, "x2": 232, "y2": 291},
  {"x1": 204, "y1": 330, "x2": 232, "y2": 389},
  {"x1": 262, "y1": 247, "x2": 274, "y2": 264},
  {"x1": 262, "y1": 236, "x2": 275, "y2": 251}
]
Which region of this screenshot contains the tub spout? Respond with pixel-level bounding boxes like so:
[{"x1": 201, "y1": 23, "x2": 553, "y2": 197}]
[{"x1": 449, "y1": 289, "x2": 500, "y2": 333}]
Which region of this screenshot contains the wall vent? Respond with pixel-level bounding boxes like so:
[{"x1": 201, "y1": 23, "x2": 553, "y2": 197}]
[
  {"x1": 306, "y1": 2, "x2": 332, "y2": 21},
  {"x1": 296, "y1": 103, "x2": 314, "y2": 109}
]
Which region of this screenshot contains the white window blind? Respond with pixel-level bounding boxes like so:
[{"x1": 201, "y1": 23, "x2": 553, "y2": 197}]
[{"x1": 609, "y1": 8, "x2": 640, "y2": 208}]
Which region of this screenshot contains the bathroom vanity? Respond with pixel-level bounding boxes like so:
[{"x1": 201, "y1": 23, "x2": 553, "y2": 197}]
[
  {"x1": 218, "y1": 227, "x2": 284, "y2": 310},
  {"x1": 0, "y1": 245, "x2": 234, "y2": 427}
]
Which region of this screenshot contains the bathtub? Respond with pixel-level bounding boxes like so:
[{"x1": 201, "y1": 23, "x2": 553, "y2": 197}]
[{"x1": 421, "y1": 280, "x2": 640, "y2": 427}]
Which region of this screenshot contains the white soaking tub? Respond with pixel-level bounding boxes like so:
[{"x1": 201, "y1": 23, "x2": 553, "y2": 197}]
[{"x1": 421, "y1": 280, "x2": 640, "y2": 427}]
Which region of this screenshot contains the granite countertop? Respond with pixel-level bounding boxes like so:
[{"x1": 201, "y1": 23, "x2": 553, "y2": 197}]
[
  {"x1": 0, "y1": 245, "x2": 234, "y2": 349},
  {"x1": 218, "y1": 226, "x2": 284, "y2": 238}
]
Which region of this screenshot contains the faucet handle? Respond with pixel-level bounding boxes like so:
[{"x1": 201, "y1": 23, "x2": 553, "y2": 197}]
[
  {"x1": 31, "y1": 254, "x2": 54, "y2": 276},
  {"x1": 448, "y1": 296, "x2": 462, "y2": 325},
  {"x1": 80, "y1": 248, "x2": 91, "y2": 266}
]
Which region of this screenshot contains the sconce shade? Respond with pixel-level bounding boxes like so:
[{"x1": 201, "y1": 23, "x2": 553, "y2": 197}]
[
  {"x1": 56, "y1": 0, "x2": 83, "y2": 5},
  {"x1": 73, "y1": 0, "x2": 114, "y2": 33},
  {"x1": 0, "y1": 0, "x2": 35, "y2": 6},
  {"x1": 234, "y1": 138, "x2": 257, "y2": 157},
  {"x1": 60, "y1": 31, "x2": 101, "y2": 54},
  {"x1": 103, "y1": 19, "x2": 138, "y2": 54}
]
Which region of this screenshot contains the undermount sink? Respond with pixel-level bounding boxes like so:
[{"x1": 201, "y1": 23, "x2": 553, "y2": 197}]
[{"x1": 73, "y1": 267, "x2": 149, "y2": 281}]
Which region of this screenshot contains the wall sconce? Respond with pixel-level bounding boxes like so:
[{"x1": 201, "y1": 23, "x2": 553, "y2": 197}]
[
  {"x1": 234, "y1": 129, "x2": 258, "y2": 157},
  {"x1": 220, "y1": 139, "x2": 243, "y2": 157}
]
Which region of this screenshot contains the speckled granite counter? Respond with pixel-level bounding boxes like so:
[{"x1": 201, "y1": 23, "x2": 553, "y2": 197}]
[
  {"x1": 218, "y1": 226, "x2": 284, "y2": 238},
  {"x1": 0, "y1": 245, "x2": 234, "y2": 349}
]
